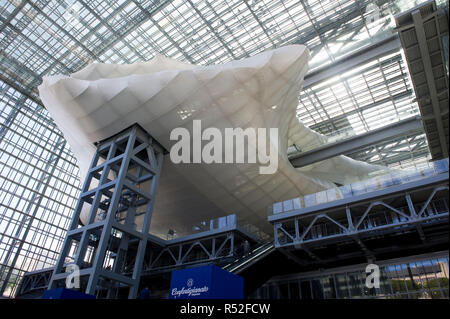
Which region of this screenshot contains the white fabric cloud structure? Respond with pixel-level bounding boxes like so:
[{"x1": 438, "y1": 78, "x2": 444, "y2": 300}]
[{"x1": 38, "y1": 45, "x2": 386, "y2": 236}]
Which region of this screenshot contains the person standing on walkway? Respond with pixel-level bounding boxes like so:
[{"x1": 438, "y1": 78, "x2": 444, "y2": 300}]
[{"x1": 243, "y1": 240, "x2": 250, "y2": 257}]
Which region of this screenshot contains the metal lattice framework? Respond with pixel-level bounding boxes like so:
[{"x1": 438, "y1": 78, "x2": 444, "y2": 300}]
[
  {"x1": 141, "y1": 234, "x2": 240, "y2": 277},
  {"x1": 0, "y1": 0, "x2": 448, "y2": 297},
  {"x1": 271, "y1": 173, "x2": 449, "y2": 250},
  {"x1": 48, "y1": 124, "x2": 164, "y2": 298},
  {"x1": 396, "y1": 1, "x2": 449, "y2": 160},
  {"x1": 15, "y1": 266, "x2": 52, "y2": 298},
  {"x1": 346, "y1": 132, "x2": 431, "y2": 169}
]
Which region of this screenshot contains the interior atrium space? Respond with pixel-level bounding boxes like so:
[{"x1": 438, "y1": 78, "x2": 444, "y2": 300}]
[{"x1": 0, "y1": 0, "x2": 448, "y2": 301}]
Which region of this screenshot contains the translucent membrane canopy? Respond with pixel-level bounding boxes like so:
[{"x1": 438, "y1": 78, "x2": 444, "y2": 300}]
[{"x1": 38, "y1": 45, "x2": 386, "y2": 236}]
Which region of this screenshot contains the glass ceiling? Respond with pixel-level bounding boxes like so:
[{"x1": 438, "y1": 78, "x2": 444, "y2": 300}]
[
  {"x1": 299, "y1": 51, "x2": 418, "y2": 131},
  {"x1": 1, "y1": 0, "x2": 405, "y2": 70},
  {"x1": 0, "y1": 0, "x2": 445, "y2": 297},
  {"x1": 0, "y1": 0, "x2": 436, "y2": 169}
]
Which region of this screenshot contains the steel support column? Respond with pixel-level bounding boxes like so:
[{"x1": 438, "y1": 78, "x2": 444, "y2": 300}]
[{"x1": 47, "y1": 124, "x2": 164, "y2": 299}]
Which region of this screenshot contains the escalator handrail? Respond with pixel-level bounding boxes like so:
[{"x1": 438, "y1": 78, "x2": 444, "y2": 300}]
[
  {"x1": 228, "y1": 244, "x2": 274, "y2": 273},
  {"x1": 224, "y1": 242, "x2": 275, "y2": 273}
]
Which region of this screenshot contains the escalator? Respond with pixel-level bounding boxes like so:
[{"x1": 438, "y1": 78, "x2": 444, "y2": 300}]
[
  {"x1": 222, "y1": 242, "x2": 302, "y2": 297},
  {"x1": 222, "y1": 242, "x2": 277, "y2": 297},
  {"x1": 223, "y1": 242, "x2": 275, "y2": 274}
]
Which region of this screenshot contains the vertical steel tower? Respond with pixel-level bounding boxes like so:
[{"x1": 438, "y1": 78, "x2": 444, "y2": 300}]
[{"x1": 48, "y1": 124, "x2": 164, "y2": 298}]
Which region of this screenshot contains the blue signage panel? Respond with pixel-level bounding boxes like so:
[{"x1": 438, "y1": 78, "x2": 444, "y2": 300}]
[
  {"x1": 42, "y1": 288, "x2": 96, "y2": 299},
  {"x1": 169, "y1": 265, "x2": 243, "y2": 299}
]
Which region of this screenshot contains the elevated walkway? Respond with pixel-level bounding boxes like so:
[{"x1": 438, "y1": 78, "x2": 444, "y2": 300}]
[
  {"x1": 139, "y1": 215, "x2": 264, "y2": 276},
  {"x1": 268, "y1": 158, "x2": 449, "y2": 270},
  {"x1": 15, "y1": 267, "x2": 53, "y2": 299}
]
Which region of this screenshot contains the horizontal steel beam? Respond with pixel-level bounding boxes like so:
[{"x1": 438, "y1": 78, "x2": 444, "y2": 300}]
[
  {"x1": 289, "y1": 116, "x2": 424, "y2": 168},
  {"x1": 303, "y1": 35, "x2": 402, "y2": 88}
]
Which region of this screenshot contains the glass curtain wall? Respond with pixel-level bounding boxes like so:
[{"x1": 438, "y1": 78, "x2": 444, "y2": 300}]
[
  {"x1": 0, "y1": 81, "x2": 81, "y2": 297},
  {"x1": 254, "y1": 254, "x2": 450, "y2": 299}
]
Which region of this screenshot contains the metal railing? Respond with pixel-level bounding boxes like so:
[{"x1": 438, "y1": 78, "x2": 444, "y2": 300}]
[
  {"x1": 269, "y1": 158, "x2": 449, "y2": 216},
  {"x1": 223, "y1": 242, "x2": 275, "y2": 274}
]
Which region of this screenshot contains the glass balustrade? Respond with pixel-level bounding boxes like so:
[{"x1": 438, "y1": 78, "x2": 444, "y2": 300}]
[
  {"x1": 156, "y1": 213, "x2": 269, "y2": 242},
  {"x1": 269, "y1": 158, "x2": 449, "y2": 216}
]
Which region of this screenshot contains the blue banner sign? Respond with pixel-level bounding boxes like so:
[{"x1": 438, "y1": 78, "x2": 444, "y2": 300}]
[
  {"x1": 42, "y1": 288, "x2": 96, "y2": 299},
  {"x1": 169, "y1": 265, "x2": 243, "y2": 299}
]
